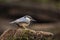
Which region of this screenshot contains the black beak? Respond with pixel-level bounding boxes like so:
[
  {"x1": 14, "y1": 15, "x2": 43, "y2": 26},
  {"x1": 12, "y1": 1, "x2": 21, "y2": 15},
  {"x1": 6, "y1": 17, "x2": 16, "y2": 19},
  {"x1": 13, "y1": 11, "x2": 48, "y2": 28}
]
[{"x1": 32, "y1": 19, "x2": 36, "y2": 21}]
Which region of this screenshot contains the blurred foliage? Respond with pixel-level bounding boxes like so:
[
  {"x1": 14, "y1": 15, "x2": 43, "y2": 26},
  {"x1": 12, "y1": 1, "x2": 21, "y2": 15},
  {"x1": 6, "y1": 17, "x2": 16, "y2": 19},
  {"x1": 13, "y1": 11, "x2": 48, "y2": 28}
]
[
  {"x1": 31, "y1": 0, "x2": 60, "y2": 3},
  {"x1": 31, "y1": 0, "x2": 50, "y2": 3},
  {"x1": 0, "y1": 0, "x2": 60, "y2": 3},
  {"x1": 0, "y1": 0, "x2": 60, "y2": 8},
  {"x1": 2, "y1": 29, "x2": 53, "y2": 40}
]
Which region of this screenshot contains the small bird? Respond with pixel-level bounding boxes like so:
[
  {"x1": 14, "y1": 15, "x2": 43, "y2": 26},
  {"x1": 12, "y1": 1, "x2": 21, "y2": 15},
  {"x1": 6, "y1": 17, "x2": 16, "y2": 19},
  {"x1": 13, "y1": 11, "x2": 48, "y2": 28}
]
[{"x1": 10, "y1": 15, "x2": 36, "y2": 29}]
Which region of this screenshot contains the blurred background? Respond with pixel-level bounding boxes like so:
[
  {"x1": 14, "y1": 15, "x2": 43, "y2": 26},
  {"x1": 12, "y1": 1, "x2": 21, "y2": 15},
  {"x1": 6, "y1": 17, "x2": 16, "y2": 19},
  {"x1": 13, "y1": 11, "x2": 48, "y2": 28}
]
[{"x1": 0, "y1": 0, "x2": 60, "y2": 40}]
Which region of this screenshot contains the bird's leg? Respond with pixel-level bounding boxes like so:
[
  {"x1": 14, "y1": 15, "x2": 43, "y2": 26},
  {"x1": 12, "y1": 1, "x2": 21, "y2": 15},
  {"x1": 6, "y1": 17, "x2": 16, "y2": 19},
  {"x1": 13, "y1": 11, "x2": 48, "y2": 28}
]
[
  {"x1": 22, "y1": 25, "x2": 28, "y2": 30},
  {"x1": 29, "y1": 29, "x2": 36, "y2": 33},
  {"x1": 22, "y1": 24, "x2": 36, "y2": 33},
  {"x1": 23, "y1": 26, "x2": 36, "y2": 33}
]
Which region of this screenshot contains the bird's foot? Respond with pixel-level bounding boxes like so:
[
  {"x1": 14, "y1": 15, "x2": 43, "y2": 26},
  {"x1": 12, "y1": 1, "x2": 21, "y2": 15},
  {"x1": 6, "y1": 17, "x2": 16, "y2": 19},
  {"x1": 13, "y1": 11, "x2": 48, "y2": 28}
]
[
  {"x1": 29, "y1": 29, "x2": 36, "y2": 33},
  {"x1": 25, "y1": 28, "x2": 28, "y2": 30}
]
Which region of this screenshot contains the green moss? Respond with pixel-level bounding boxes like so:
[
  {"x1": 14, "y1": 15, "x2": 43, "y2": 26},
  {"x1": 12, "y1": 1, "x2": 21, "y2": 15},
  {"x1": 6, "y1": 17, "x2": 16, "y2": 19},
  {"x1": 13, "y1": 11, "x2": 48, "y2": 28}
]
[{"x1": 6, "y1": 29, "x2": 53, "y2": 40}]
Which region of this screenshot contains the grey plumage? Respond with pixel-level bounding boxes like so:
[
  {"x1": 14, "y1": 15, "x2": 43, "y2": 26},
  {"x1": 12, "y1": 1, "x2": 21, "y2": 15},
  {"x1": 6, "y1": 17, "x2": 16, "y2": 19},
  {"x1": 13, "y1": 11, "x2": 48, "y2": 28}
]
[{"x1": 10, "y1": 15, "x2": 36, "y2": 29}]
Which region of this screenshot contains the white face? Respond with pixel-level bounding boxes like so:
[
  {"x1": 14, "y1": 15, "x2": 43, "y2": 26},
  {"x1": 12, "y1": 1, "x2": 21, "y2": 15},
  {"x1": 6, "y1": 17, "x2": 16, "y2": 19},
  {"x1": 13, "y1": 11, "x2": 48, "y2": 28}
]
[
  {"x1": 26, "y1": 17, "x2": 31, "y2": 22},
  {"x1": 24, "y1": 15, "x2": 36, "y2": 22}
]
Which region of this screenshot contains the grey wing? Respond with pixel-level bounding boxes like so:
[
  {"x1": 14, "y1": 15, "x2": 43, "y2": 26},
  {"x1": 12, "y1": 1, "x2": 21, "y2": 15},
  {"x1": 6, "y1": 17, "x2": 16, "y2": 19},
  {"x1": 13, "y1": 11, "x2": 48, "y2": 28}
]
[{"x1": 10, "y1": 17, "x2": 26, "y2": 24}]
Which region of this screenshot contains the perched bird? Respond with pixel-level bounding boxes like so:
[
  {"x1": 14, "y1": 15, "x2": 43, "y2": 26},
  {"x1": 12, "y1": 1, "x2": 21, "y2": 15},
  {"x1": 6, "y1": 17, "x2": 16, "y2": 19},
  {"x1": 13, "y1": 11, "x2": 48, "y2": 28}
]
[{"x1": 10, "y1": 15, "x2": 36, "y2": 29}]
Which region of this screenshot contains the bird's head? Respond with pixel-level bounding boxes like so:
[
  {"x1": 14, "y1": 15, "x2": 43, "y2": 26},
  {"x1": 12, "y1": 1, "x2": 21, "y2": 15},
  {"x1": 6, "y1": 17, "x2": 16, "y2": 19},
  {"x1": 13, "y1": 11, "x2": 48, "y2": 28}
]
[{"x1": 24, "y1": 15, "x2": 36, "y2": 22}]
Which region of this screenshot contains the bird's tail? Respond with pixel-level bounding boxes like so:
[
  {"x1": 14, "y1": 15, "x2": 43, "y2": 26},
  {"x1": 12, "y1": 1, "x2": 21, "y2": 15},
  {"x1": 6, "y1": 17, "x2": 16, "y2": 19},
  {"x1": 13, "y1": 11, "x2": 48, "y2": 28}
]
[{"x1": 9, "y1": 21, "x2": 16, "y2": 24}]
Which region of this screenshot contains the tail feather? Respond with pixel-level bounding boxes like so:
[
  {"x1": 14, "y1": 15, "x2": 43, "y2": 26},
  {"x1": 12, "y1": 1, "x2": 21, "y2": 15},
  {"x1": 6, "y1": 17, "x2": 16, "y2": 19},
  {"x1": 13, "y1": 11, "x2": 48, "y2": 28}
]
[{"x1": 10, "y1": 21, "x2": 16, "y2": 24}]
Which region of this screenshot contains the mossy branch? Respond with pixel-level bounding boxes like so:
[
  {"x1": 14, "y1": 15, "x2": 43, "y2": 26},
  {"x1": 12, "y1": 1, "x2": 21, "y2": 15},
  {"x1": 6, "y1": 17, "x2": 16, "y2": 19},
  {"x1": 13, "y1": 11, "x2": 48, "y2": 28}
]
[{"x1": 0, "y1": 28, "x2": 54, "y2": 40}]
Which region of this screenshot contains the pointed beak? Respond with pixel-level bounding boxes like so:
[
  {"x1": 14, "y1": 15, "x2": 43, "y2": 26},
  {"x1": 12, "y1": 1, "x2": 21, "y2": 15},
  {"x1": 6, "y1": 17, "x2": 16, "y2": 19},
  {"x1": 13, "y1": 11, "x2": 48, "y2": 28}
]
[{"x1": 32, "y1": 19, "x2": 36, "y2": 21}]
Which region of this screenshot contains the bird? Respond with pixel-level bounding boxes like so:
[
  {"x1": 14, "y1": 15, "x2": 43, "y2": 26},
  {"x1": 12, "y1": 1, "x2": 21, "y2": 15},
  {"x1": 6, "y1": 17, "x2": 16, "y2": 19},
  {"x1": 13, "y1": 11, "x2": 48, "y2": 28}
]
[{"x1": 10, "y1": 15, "x2": 36, "y2": 29}]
